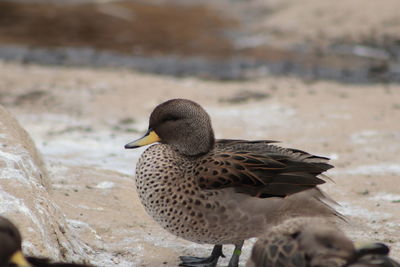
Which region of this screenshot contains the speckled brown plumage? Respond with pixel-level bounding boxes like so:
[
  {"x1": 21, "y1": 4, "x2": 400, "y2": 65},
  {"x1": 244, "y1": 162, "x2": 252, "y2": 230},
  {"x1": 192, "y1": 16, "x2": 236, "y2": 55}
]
[
  {"x1": 135, "y1": 142, "x2": 336, "y2": 245},
  {"x1": 246, "y1": 217, "x2": 400, "y2": 267},
  {"x1": 126, "y1": 99, "x2": 340, "y2": 267}
]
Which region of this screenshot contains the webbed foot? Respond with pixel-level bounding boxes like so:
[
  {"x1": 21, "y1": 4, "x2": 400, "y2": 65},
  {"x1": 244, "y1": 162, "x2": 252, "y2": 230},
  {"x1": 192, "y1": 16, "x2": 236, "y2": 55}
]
[{"x1": 179, "y1": 245, "x2": 224, "y2": 267}]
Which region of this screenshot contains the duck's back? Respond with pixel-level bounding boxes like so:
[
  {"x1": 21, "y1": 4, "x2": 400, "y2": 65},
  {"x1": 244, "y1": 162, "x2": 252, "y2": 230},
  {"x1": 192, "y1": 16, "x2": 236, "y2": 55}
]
[{"x1": 198, "y1": 139, "x2": 333, "y2": 198}]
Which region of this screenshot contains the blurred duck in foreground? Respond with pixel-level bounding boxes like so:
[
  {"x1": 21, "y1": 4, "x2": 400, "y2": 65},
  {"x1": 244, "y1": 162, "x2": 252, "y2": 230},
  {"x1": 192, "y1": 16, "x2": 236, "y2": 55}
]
[
  {"x1": 247, "y1": 217, "x2": 400, "y2": 267},
  {"x1": 0, "y1": 216, "x2": 93, "y2": 267},
  {"x1": 125, "y1": 98, "x2": 340, "y2": 267}
]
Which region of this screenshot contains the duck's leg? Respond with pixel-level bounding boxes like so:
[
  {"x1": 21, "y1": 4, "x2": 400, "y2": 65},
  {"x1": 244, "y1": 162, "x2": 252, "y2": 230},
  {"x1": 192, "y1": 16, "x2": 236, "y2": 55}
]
[
  {"x1": 227, "y1": 240, "x2": 244, "y2": 267},
  {"x1": 179, "y1": 244, "x2": 225, "y2": 267}
]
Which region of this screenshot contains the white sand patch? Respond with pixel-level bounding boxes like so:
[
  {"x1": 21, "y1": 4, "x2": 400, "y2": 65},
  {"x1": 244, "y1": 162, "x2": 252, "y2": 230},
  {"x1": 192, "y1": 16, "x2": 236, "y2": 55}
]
[
  {"x1": 52, "y1": 184, "x2": 86, "y2": 190},
  {"x1": 384, "y1": 221, "x2": 400, "y2": 228},
  {"x1": 0, "y1": 190, "x2": 35, "y2": 220},
  {"x1": 45, "y1": 134, "x2": 142, "y2": 175},
  {"x1": 328, "y1": 153, "x2": 339, "y2": 160},
  {"x1": 95, "y1": 181, "x2": 115, "y2": 189},
  {"x1": 371, "y1": 193, "x2": 400, "y2": 202},
  {"x1": 0, "y1": 148, "x2": 40, "y2": 185},
  {"x1": 78, "y1": 204, "x2": 105, "y2": 211},
  {"x1": 67, "y1": 219, "x2": 102, "y2": 240},
  {"x1": 16, "y1": 113, "x2": 143, "y2": 175}
]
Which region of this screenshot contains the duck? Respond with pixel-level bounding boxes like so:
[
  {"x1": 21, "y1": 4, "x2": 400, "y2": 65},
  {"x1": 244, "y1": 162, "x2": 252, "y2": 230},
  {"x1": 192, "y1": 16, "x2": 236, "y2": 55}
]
[
  {"x1": 246, "y1": 217, "x2": 400, "y2": 267},
  {"x1": 125, "y1": 98, "x2": 340, "y2": 267},
  {"x1": 0, "y1": 216, "x2": 93, "y2": 267}
]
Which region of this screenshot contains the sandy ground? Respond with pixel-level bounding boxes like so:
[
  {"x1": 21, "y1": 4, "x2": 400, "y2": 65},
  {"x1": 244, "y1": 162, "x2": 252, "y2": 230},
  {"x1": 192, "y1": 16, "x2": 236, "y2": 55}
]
[{"x1": 0, "y1": 60, "x2": 399, "y2": 266}]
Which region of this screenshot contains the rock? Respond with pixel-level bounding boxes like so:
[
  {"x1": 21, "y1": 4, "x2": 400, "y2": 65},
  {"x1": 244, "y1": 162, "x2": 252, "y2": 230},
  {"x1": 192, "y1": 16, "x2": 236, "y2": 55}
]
[{"x1": 0, "y1": 105, "x2": 91, "y2": 263}]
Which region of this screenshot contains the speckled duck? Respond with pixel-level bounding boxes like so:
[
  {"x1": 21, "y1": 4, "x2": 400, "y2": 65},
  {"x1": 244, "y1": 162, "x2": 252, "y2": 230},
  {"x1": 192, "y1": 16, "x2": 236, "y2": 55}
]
[
  {"x1": 125, "y1": 99, "x2": 339, "y2": 267},
  {"x1": 247, "y1": 217, "x2": 399, "y2": 267}
]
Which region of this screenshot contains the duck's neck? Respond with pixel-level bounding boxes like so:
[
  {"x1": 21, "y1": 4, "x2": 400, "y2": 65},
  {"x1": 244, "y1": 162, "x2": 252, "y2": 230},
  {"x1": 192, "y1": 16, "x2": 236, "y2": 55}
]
[{"x1": 174, "y1": 128, "x2": 215, "y2": 156}]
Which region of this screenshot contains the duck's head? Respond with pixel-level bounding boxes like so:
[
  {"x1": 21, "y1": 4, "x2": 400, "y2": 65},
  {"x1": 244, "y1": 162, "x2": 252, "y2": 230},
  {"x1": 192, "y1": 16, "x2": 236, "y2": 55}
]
[
  {"x1": 299, "y1": 224, "x2": 391, "y2": 266},
  {"x1": 0, "y1": 216, "x2": 31, "y2": 267},
  {"x1": 298, "y1": 224, "x2": 356, "y2": 265},
  {"x1": 345, "y1": 242, "x2": 391, "y2": 266},
  {"x1": 125, "y1": 99, "x2": 214, "y2": 156}
]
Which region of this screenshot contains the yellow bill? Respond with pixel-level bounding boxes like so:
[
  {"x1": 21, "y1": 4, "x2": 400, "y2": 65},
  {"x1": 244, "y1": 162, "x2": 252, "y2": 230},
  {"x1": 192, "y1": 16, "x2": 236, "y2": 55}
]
[
  {"x1": 125, "y1": 129, "x2": 160, "y2": 149},
  {"x1": 10, "y1": 250, "x2": 31, "y2": 267}
]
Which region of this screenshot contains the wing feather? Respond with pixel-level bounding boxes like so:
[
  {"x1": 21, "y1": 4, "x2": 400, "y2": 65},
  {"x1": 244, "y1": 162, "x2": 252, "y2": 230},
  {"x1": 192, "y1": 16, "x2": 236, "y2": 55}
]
[{"x1": 195, "y1": 139, "x2": 333, "y2": 198}]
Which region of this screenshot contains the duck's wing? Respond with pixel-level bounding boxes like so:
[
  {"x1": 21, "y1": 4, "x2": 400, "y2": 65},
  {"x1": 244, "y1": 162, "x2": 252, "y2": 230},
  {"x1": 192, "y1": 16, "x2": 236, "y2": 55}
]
[
  {"x1": 195, "y1": 139, "x2": 333, "y2": 198},
  {"x1": 248, "y1": 234, "x2": 306, "y2": 267}
]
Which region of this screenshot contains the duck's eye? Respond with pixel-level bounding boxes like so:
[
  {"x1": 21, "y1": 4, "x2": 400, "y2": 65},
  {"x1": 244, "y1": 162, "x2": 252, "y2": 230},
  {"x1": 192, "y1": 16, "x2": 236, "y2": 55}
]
[
  {"x1": 291, "y1": 231, "x2": 300, "y2": 239},
  {"x1": 163, "y1": 115, "x2": 179, "y2": 122},
  {"x1": 325, "y1": 243, "x2": 334, "y2": 249},
  {"x1": 318, "y1": 237, "x2": 335, "y2": 249}
]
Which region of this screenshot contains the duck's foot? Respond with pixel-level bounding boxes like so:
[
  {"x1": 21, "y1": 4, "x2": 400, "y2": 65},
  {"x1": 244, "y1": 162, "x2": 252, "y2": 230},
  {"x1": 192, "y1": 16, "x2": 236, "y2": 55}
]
[
  {"x1": 179, "y1": 245, "x2": 224, "y2": 267},
  {"x1": 179, "y1": 256, "x2": 219, "y2": 267}
]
